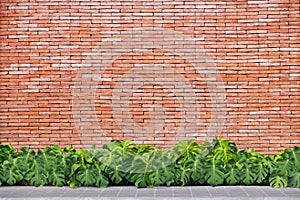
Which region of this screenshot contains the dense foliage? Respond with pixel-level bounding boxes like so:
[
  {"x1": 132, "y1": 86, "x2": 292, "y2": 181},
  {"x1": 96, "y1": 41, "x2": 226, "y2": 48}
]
[{"x1": 0, "y1": 138, "x2": 299, "y2": 188}]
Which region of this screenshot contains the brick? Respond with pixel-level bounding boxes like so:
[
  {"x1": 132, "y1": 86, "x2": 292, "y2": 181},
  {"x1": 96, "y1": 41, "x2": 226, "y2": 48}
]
[{"x1": 0, "y1": 0, "x2": 299, "y2": 153}]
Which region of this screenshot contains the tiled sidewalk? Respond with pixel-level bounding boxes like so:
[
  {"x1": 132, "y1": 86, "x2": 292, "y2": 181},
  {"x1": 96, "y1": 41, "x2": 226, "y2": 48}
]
[{"x1": 1, "y1": 186, "x2": 300, "y2": 199}]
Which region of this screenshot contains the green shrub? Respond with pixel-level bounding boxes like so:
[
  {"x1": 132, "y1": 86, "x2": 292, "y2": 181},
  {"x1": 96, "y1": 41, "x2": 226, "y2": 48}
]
[{"x1": 0, "y1": 138, "x2": 299, "y2": 188}]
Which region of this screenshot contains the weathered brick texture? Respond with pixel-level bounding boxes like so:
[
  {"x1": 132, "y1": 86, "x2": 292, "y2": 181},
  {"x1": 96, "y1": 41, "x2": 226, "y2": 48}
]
[{"x1": 1, "y1": 0, "x2": 299, "y2": 154}]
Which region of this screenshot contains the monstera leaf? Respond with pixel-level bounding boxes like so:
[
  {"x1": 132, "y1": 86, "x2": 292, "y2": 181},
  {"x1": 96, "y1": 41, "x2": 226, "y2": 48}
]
[
  {"x1": 152, "y1": 150, "x2": 175, "y2": 186},
  {"x1": 213, "y1": 138, "x2": 238, "y2": 165},
  {"x1": 67, "y1": 146, "x2": 109, "y2": 188},
  {"x1": 291, "y1": 146, "x2": 300, "y2": 170},
  {"x1": 204, "y1": 155, "x2": 225, "y2": 186},
  {"x1": 24, "y1": 150, "x2": 48, "y2": 186},
  {"x1": 74, "y1": 165, "x2": 96, "y2": 186},
  {"x1": 175, "y1": 162, "x2": 191, "y2": 186},
  {"x1": 43, "y1": 145, "x2": 76, "y2": 187},
  {"x1": 0, "y1": 143, "x2": 20, "y2": 186},
  {"x1": 225, "y1": 163, "x2": 241, "y2": 185},
  {"x1": 94, "y1": 163, "x2": 109, "y2": 187},
  {"x1": 97, "y1": 149, "x2": 124, "y2": 184},
  {"x1": 0, "y1": 156, "x2": 23, "y2": 185},
  {"x1": 0, "y1": 143, "x2": 17, "y2": 164},
  {"x1": 275, "y1": 149, "x2": 294, "y2": 174},
  {"x1": 15, "y1": 147, "x2": 35, "y2": 173},
  {"x1": 129, "y1": 149, "x2": 174, "y2": 188},
  {"x1": 15, "y1": 148, "x2": 48, "y2": 186},
  {"x1": 26, "y1": 169, "x2": 48, "y2": 186},
  {"x1": 288, "y1": 146, "x2": 300, "y2": 188},
  {"x1": 269, "y1": 174, "x2": 288, "y2": 188},
  {"x1": 172, "y1": 140, "x2": 206, "y2": 186},
  {"x1": 190, "y1": 157, "x2": 206, "y2": 185},
  {"x1": 276, "y1": 146, "x2": 300, "y2": 188},
  {"x1": 288, "y1": 171, "x2": 300, "y2": 188},
  {"x1": 129, "y1": 152, "x2": 155, "y2": 187},
  {"x1": 246, "y1": 149, "x2": 270, "y2": 184},
  {"x1": 96, "y1": 140, "x2": 138, "y2": 184},
  {"x1": 268, "y1": 147, "x2": 299, "y2": 188},
  {"x1": 48, "y1": 169, "x2": 65, "y2": 187},
  {"x1": 172, "y1": 140, "x2": 202, "y2": 162},
  {"x1": 256, "y1": 161, "x2": 269, "y2": 184},
  {"x1": 39, "y1": 145, "x2": 67, "y2": 186},
  {"x1": 236, "y1": 150, "x2": 258, "y2": 185},
  {"x1": 25, "y1": 166, "x2": 47, "y2": 186}
]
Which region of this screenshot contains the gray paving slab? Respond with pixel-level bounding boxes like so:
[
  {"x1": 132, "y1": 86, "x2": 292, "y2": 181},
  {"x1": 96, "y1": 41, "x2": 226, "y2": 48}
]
[
  {"x1": 280, "y1": 188, "x2": 300, "y2": 197},
  {"x1": 190, "y1": 187, "x2": 211, "y2": 197},
  {"x1": 155, "y1": 186, "x2": 173, "y2": 197},
  {"x1": 117, "y1": 187, "x2": 137, "y2": 197},
  {"x1": 240, "y1": 186, "x2": 268, "y2": 197},
  {"x1": 172, "y1": 187, "x2": 192, "y2": 197},
  {"x1": 136, "y1": 188, "x2": 155, "y2": 197},
  {"x1": 0, "y1": 186, "x2": 300, "y2": 199},
  {"x1": 223, "y1": 186, "x2": 249, "y2": 197}
]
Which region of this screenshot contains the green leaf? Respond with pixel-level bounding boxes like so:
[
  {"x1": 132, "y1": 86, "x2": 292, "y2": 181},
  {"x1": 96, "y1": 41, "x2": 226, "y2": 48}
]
[
  {"x1": 176, "y1": 164, "x2": 191, "y2": 186},
  {"x1": 0, "y1": 156, "x2": 23, "y2": 185},
  {"x1": 213, "y1": 138, "x2": 238, "y2": 165},
  {"x1": 130, "y1": 153, "x2": 153, "y2": 187},
  {"x1": 129, "y1": 149, "x2": 174, "y2": 188},
  {"x1": 29, "y1": 171, "x2": 48, "y2": 187},
  {"x1": 98, "y1": 149, "x2": 124, "y2": 184},
  {"x1": 266, "y1": 156, "x2": 277, "y2": 173},
  {"x1": 292, "y1": 146, "x2": 300, "y2": 170},
  {"x1": 288, "y1": 171, "x2": 300, "y2": 188},
  {"x1": 236, "y1": 150, "x2": 260, "y2": 185},
  {"x1": 76, "y1": 166, "x2": 96, "y2": 186},
  {"x1": 48, "y1": 170, "x2": 65, "y2": 187},
  {"x1": 97, "y1": 141, "x2": 128, "y2": 184},
  {"x1": 172, "y1": 140, "x2": 202, "y2": 163},
  {"x1": 204, "y1": 156, "x2": 225, "y2": 186},
  {"x1": 256, "y1": 161, "x2": 269, "y2": 184},
  {"x1": 172, "y1": 140, "x2": 205, "y2": 186},
  {"x1": 243, "y1": 168, "x2": 257, "y2": 185},
  {"x1": 225, "y1": 164, "x2": 241, "y2": 185},
  {"x1": 190, "y1": 158, "x2": 205, "y2": 184},
  {"x1": 269, "y1": 175, "x2": 288, "y2": 188},
  {"x1": 0, "y1": 143, "x2": 17, "y2": 164},
  {"x1": 16, "y1": 147, "x2": 35, "y2": 173},
  {"x1": 94, "y1": 162, "x2": 109, "y2": 188},
  {"x1": 25, "y1": 159, "x2": 48, "y2": 186},
  {"x1": 274, "y1": 149, "x2": 294, "y2": 175}
]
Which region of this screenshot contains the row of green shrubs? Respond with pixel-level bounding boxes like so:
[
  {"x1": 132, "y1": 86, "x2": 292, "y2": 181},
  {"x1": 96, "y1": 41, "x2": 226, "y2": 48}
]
[{"x1": 0, "y1": 138, "x2": 299, "y2": 188}]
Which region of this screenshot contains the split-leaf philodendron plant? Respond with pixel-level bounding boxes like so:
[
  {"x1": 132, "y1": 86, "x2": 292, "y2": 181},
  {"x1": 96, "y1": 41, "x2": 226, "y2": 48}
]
[{"x1": 0, "y1": 138, "x2": 299, "y2": 188}]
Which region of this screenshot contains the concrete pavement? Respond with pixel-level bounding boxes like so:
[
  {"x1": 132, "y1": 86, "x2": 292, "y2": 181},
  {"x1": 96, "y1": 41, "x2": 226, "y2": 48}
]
[{"x1": 1, "y1": 186, "x2": 300, "y2": 199}]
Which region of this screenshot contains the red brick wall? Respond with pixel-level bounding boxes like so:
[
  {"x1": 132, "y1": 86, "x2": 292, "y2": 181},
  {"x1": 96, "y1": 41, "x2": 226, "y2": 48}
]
[{"x1": 1, "y1": 0, "x2": 299, "y2": 154}]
